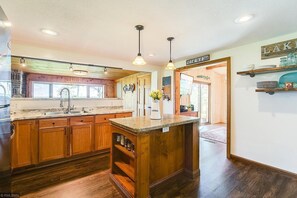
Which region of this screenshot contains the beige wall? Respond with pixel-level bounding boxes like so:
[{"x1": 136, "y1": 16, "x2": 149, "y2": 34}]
[
  {"x1": 182, "y1": 67, "x2": 227, "y2": 124},
  {"x1": 116, "y1": 72, "x2": 150, "y2": 117}
]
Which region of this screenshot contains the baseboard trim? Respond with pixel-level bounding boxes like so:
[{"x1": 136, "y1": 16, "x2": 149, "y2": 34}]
[{"x1": 230, "y1": 154, "x2": 297, "y2": 178}]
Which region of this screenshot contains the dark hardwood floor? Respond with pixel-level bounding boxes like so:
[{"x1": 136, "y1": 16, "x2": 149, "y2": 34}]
[{"x1": 2, "y1": 139, "x2": 297, "y2": 198}]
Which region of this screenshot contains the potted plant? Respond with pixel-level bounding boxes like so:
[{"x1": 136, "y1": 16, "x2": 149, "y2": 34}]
[{"x1": 149, "y1": 90, "x2": 162, "y2": 120}]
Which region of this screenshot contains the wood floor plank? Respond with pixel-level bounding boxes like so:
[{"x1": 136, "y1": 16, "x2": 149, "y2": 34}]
[{"x1": 2, "y1": 139, "x2": 296, "y2": 198}]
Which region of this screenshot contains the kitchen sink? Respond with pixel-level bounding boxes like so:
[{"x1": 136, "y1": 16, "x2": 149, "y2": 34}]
[{"x1": 44, "y1": 110, "x2": 83, "y2": 115}]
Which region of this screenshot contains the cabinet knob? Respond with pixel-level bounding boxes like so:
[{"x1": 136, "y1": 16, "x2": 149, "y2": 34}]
[
  {"x1": 81, "y1": 120, "x2": 83, "y2": 122},
  {"x1": 52, "y1": 122, "x2": 55, "y2": 125},
  {"x1": 104, "y1": 118, "x2": 107, "y2": 120}
]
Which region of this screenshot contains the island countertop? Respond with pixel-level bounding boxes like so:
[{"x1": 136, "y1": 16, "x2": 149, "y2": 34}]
[{"x1": 110, "y1": 114, "x2": 200, "y2": 133}]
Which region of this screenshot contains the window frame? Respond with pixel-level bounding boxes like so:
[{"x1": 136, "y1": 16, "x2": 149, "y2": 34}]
[{"x1": 32, "y1": 81, "x2": 105, "y2": 99}]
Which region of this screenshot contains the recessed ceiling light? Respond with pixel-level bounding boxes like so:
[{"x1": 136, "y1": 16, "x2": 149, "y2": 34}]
[
  {"x1": 148, "y1": 53, "x2": 155, "y2": 57},
  {"x1": 41, "y1": 28, "x2": 58, "y2": 36},
  {"x1": 234, "y1": 15, "x2": 254, "y2": 24}
]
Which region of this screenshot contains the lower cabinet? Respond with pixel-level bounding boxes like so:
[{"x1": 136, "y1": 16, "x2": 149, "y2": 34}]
[
  {"x1": 39, "y1": 127, "x2": 68, "y2": 163},
  {"x1": 94, "y1": 122, "x2": 111, "y2": 150},
  {"x1": 11, "y1": 120, "x2": 38, "y2": 169},
  {"x1": 71, "y1": 124, "x2": 93, "y2": 155}
]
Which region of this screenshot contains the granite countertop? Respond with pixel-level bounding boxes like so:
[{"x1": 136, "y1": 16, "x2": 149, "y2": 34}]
[
  {"x1": 110, "y1": 114, "x2": 200, "y2": 133},
  {"x1": 11, "y1": 108, "x2": 133, "y2": 121}
]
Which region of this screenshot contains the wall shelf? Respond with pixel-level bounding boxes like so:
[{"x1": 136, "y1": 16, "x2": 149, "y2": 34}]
[
  {"x1": 237, "y1": 65, "x2": 297, "y2": 77},
  {"x1": 255, "y1": 88, "x2": 297, "y2": 95}
]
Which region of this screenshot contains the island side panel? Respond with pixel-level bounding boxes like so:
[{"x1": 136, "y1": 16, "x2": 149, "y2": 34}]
[
  {"x1": 149, "y1": 125, "x2": 185, "y2": 186},
  {"x1": 184, "y1": 122, "x2": 200, "y2": 178},
  {"x1": 135, "y1": 133, "x2": 150, "y2": 198}
]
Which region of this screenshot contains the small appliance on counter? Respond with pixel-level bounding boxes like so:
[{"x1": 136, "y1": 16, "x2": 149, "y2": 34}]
[{"x1": 180, "y1": 105, "x2": 188, "y2": 112}]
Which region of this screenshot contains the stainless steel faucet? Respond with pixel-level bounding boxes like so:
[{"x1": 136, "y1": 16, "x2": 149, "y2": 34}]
[
  {"x1": 59, "y1": 87, "x2": 73, "y2": 114},
  {"x1": 0, "y1": 84, "x2": 7, "y2": 105}
]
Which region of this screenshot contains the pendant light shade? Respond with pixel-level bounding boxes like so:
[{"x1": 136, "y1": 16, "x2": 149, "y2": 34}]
[
  {"x1": 165, "y1": 37, "x2": 176, "y2": 70},
  {"x1": 133, "y1": 25, "x2": 146, "y2": 65}
]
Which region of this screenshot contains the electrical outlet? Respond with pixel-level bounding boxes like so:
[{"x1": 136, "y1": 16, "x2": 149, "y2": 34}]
[{"x1": 162, "y1": 127, "x2": 169, "y2": 133}]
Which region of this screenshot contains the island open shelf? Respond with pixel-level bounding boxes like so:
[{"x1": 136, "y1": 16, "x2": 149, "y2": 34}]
[{"x1": 109, "y1": 115, "x2": 200, "y2": 198}]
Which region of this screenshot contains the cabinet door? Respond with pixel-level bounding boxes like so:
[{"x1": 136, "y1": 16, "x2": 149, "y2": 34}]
[
  {"x1": 11, "y1": 120, "x2": 38, "y2": 168},
  {"x1": 94, "y1": 122, "x2": 111, "y2": 150},
  {"x1": 71, "y1": 124, "x2": 93, "y2": 155},
  {"x1": 39, "y1": 127, "x2": 67, "y2": 162}
]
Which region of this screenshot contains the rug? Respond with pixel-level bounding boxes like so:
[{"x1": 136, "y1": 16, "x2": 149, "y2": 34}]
[{"x1": 200, "y1": 124, "x2": 226, "y2": 144}]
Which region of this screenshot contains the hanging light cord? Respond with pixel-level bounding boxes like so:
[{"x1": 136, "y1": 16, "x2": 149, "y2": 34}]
[
  {"x1": 169, "y1": 40, "x2": 172, "y2": 62},
  {"x1": 138, "y1": 28, "x2": 141, "y2": 56}
]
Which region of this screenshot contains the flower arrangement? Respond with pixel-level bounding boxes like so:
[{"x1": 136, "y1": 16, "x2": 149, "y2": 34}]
[{"x1": 149, "y1": 90, "x2": 163, "y2": 100}]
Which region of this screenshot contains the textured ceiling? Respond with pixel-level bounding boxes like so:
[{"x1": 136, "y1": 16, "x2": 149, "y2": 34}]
[{"x1": 1, "y1": 0, "x2": 297, "y2": 66}]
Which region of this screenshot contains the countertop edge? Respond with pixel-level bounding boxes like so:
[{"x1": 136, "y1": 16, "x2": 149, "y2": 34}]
[
  {"x1": 11, "y1": 110, "x2": 134, "y2": 121},
  {"x1": 110, "y1": 118, "x2": 200, "y2": 133}
]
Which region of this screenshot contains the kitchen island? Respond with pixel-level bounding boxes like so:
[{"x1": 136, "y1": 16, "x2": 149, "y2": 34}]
[{"x1": 109, "y1": 115, "x2": 200, "y2": 198}]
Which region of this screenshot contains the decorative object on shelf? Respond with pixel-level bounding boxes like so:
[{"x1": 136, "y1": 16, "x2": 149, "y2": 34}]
[
  {"x1": 162, "y1": 76, "x2": 171, "y2": 101},
  {"x1": 123, "y1": 83, "x2": 135, "y2": 93},
  {"x1": 280, "y1": 57, "x2": 288, "y2": 66},
  {"x1": 244, "y1": 64, "x2": 255, "y2": 70},
  {"x1": 261, "y1": 38, "x2": 297, "y2": 60},
  {"x1": 196, "y1": 75, "x2": 210, "y2": 80},
  {"x1": 149, "y1": 90, "x2": 162, "y2": 120},
  {"x1": 257, "y1": 81, "x2": 278, "y2": 89},
  {"x1": 255, "y1": 65, "x2": 276, "y2": 69},
  {"x1": 285, "y1": 82, "x2": 293, "y2": 89},
  {"x1": 279, "y1": 72, "x2": 297, "y2": 88},
  {"x1": 165, "y1": 37, "x2": 176, "y2": 70},
  {"x1": 132, "y1": 25, "x2": 146, "y2": 65},
  {"x1": 186, "y1": 54, "x2": 210, "y2": 65}
]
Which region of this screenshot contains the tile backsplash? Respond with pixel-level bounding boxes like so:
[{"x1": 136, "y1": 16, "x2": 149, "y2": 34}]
[{"x1": 11, "y1": 98, "x2": 123, "y2": 112}]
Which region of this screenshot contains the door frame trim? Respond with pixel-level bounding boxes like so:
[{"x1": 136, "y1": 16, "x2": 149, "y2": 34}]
[{"x1": 174, "y1": 57, "x2": 231, "y2": 159}]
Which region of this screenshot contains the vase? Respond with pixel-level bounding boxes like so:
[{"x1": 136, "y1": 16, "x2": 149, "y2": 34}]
[{"x1": 150, "y1": 99, "x2": 161, "y2": 120}]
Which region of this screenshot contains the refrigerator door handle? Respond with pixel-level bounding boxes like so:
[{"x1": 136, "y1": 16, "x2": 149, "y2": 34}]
[{"x1": 0, "y1": 104, "x2": 10, "y2": 109}]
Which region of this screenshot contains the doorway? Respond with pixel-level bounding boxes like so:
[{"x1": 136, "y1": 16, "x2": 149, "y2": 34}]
[
  {"x1": 191, "y1": 82, "x2": 211, "y2": 124},
  {"x1": 175, "y1": 57, "x2": 231, "y2": 158},
  {"x1": 137, "y1": 74, "x2": 151, "y2": 117}
]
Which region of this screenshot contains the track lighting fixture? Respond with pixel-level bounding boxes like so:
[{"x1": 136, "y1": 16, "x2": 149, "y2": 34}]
[
  {"x1": 104, "y1": 67, "x2": 108, "y2": 74},
  {"x1": 20, "y1": 57, "x2": 26, "y2": 67},
  {"x1": 69, "y1": 63, "x2": 73, "y2": 71}
]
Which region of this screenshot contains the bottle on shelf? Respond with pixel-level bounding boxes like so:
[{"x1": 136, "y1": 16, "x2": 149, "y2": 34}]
[
  {"x1": 120, "y1": 135, "x2": 125, "y2": 146},
  {"x1": 116, "y1": 135, "x2": 121, "y2": 143}
]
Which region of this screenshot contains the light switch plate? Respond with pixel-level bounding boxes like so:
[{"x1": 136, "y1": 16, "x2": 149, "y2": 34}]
[{"x1": 162, "y1": 126, "x2": 169, "y2": 133}]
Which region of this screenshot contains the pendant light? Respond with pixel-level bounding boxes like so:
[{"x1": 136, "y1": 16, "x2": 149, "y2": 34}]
[
  {"x1": 104, "y1": 67, "x2": 108, "y2": 74},
  {"x1": 165, "y1": 37, "x2": 176, "y2": 70},
  {"x1": 133, "y1": 25, "x2": 146, "y2": 65}
]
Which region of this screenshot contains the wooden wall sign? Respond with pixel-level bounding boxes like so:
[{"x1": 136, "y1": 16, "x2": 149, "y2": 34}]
[
  {"x1": 186, "y1": 55, "x2": 210, "y2": 65},
  {"x1": 123, "y1": 83, "x2": 135, "y2": 93},
  {"x1": 261, "y1": 38, "x2": 297, "y2": 60}
]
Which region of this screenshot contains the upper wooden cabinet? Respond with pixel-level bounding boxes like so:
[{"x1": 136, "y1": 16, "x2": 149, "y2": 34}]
[{"x1": 11, "y1": 120, "x2": 38, "y2": 169}]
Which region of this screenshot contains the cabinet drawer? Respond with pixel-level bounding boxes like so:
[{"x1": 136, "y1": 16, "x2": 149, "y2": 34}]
[
  {"x1": 115, "y1": 112, "x2": 132, "y2": 118},
  {"x1": 95, "y1": 114, "x2": 115, "y2": 123},
  {"x1": 39, "y1": 118, "x2": 68, "y2": 129},
  {"x1": 70, "y1": 116, "x2": 94, "y2": 125}
]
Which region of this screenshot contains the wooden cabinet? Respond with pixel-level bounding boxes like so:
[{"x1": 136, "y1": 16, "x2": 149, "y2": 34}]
[
  {"x1": 94, "y1": 122, "x2": 111, "y2": 150},
  {"x1": 38, "y1": 118, "x2": 68, "y2": 162},
  {"x1": 39, "y1": 127, "x2": 68, "y2": 162},
  {"x1": 115, "y1": 112, "x2": 133, "y2": 118},
  {"x1": 11, "y1": 120, "x2": 38, "y2": 169},
  {"x1": 70, "y1": 116, "x2": 94, "y2": 156}
]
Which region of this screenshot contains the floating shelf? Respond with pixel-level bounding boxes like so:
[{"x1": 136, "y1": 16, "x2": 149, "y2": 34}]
[
  {"x1": 115, "y1": 161, "x2": 135, "y2": 181},
  {"x1": 114, "y1": 144, "x2": 135, "y2": 159},
  {"x1": 255, "y1": 88, "x2": 297, "y2": 95},
  {"x1": 237, "y1": 65, "x2": 297, "y2": 77}
]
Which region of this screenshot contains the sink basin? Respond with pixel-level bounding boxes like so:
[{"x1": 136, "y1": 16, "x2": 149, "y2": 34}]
[
  {"x1": 44, "y1": 111, "x2": 64, "y2": 115},
  {"x1": 44, "y1": 110, "x2": 83, "y2": 115}
]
